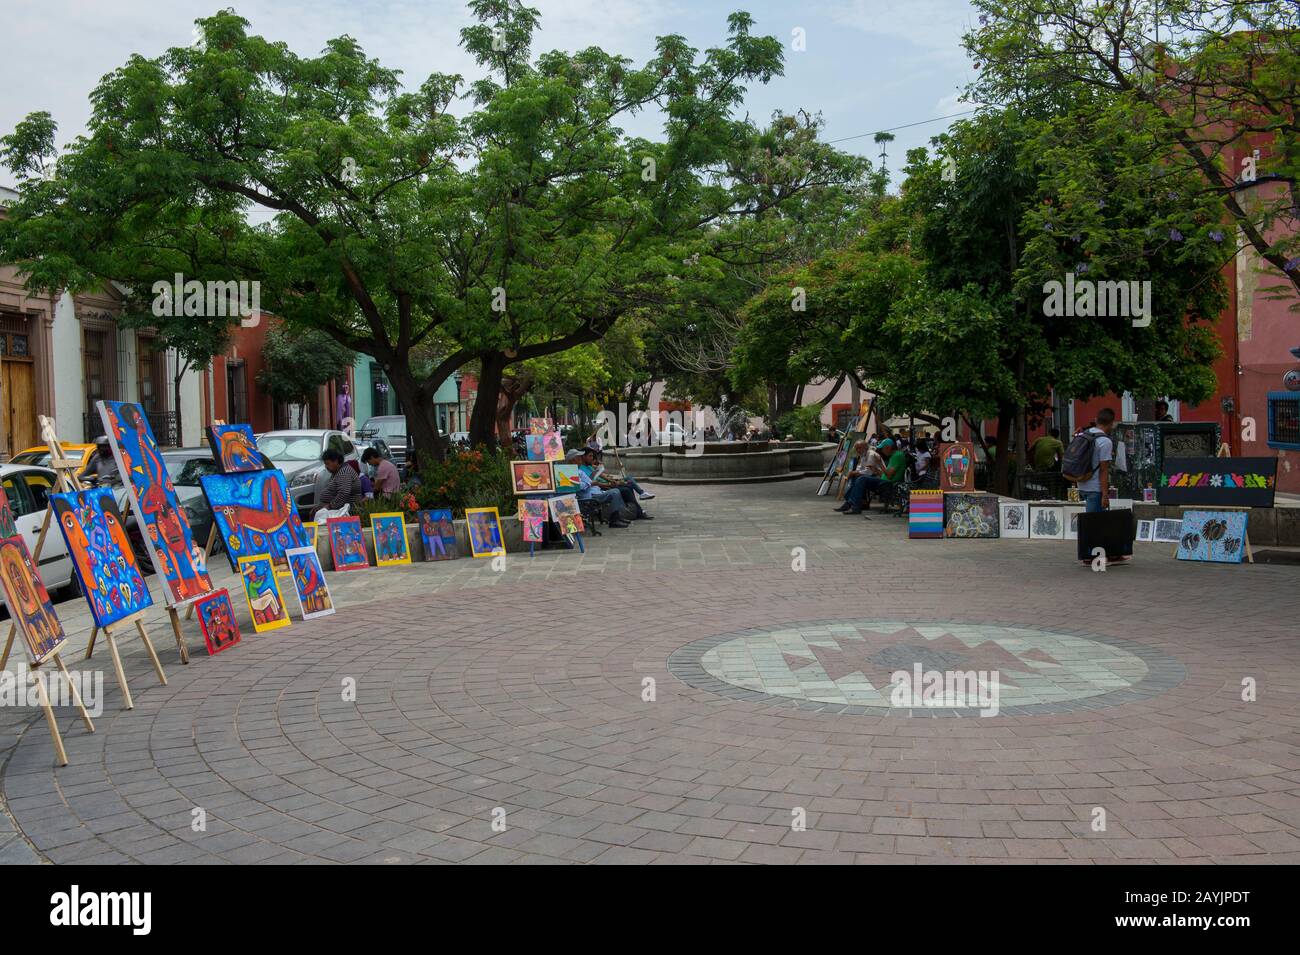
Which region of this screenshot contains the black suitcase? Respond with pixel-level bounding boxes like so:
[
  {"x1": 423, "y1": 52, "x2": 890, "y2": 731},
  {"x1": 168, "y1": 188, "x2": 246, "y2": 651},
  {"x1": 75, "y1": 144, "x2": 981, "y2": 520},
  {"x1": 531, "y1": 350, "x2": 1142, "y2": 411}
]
[{"x1": 1077, "y1": 509, "x2": 1136, "y2": 561}]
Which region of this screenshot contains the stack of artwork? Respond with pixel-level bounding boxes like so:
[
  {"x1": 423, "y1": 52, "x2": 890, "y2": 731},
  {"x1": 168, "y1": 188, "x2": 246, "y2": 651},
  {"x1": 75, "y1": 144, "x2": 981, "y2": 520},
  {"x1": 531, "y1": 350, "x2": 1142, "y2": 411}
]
[{"x1": 907, "y1": 490, "x2": 944, "y2": 539}]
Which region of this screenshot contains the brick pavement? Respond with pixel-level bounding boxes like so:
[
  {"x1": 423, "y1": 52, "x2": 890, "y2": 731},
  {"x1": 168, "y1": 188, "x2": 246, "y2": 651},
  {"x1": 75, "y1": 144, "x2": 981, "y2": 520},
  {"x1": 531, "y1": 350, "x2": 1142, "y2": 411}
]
[{"x1": 1, "y1": 478, "x2": 1297, "y2": 864}]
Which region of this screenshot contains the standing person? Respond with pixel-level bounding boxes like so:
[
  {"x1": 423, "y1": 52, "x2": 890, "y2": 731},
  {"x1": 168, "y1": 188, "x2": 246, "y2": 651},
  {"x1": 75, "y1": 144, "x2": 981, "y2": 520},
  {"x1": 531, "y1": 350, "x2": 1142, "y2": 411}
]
[
  {"x1": 362, "y1": 448, "x2": 400, "y2": 494},
  {"x1": 313, "y1": 449, "x2": 364, "y2": 522},
  {"x1": 1063, "y1": 408, "x2": 1116, "y2": 514},
  {"x1": 1153, "y1": 400, "x2": 1174, "y2": 422},
  {"x1": 913, "y1": 438, "x2": 932, "y2": 480},
  {"x1": 1029, "y1": 427, "x2": 1064, "y2": 471}
]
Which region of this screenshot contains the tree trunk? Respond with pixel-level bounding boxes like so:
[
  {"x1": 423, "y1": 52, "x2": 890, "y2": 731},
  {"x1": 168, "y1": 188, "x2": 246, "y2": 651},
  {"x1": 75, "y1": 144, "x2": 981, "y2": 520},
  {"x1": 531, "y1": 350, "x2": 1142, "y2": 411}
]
[
  {"x1": 470, "y1": 351, "x2": 506, "y2": 450},
  {"x1": 992, "y1": 407, "x2": 1015, "y2": 496},
  {"x1": 495, "y1": 372, "x2": 533, "y2": 445},
  {"x1": 386, "y1": 361, "x2": 445, "y2": 468}
]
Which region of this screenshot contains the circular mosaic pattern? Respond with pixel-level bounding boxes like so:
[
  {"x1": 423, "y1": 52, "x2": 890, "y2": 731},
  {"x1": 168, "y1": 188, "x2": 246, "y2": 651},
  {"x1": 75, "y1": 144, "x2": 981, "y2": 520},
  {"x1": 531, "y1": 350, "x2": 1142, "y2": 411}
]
[{"x1": 668, "y1": 618, "x2": 1185, "y2": 716}]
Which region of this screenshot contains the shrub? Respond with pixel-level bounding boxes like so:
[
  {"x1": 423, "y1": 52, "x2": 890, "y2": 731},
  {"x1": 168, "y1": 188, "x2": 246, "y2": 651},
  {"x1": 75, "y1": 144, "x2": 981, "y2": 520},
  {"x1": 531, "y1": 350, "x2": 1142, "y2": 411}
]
[
  {"x1": 776, "y1": 403, "x2": 825, "y2": 442},
  {"x1": 414, "y1": 447, "x2": 515, "y2": 517}
]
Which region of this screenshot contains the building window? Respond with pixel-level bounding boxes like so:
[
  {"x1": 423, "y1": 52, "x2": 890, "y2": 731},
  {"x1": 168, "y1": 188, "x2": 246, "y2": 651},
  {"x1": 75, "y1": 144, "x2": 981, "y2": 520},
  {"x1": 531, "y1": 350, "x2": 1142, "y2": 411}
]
[
  {"x1": 83, "y1": 329, "x2": 110, "y2": 414},
  {"x1": 1267, "y1": 392, "x2": 1300, "y2": 450},
  {"x1": 370, "y1": 362, "x2": 391, "y2": 417},
  {"x1": 226, "y1": 360, "x2": 248, "y2": 423}
]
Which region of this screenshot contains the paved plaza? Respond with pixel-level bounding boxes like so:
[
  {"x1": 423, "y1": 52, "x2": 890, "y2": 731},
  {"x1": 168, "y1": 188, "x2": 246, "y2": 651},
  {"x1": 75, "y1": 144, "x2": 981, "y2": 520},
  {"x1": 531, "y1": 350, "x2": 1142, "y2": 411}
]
[{"x1": 1, "y1": 478, "x2": 1298, "y2": 864}]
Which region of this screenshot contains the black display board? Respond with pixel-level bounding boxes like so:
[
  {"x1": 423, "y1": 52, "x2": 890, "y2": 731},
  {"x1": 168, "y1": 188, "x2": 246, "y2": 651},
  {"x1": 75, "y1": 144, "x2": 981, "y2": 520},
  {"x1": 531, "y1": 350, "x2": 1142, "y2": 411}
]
[{"x1": 1158, "y1": 456, "x2": 1278, "y2": 507}]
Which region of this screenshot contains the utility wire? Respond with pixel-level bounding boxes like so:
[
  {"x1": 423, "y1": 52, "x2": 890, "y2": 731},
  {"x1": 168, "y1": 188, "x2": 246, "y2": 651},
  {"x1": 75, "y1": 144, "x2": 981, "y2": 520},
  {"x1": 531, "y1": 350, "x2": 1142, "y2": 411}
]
[{"x1": 827, "y1": 108, "x2": 979, "y2": 145}]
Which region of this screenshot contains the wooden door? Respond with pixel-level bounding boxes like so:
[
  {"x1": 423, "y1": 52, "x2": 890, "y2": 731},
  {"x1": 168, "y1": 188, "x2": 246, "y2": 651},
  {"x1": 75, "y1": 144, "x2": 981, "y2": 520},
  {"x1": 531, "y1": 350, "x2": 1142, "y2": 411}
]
[{"x1": 3, "y1": 360, "x2": 36, "y2": 454}]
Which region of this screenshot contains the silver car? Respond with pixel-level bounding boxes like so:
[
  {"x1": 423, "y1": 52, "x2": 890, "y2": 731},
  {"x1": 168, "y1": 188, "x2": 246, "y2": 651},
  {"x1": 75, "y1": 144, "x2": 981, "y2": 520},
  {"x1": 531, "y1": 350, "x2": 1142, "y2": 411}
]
[{"x1": 256, "y1": 430, "x2": 361, "y2": 518}]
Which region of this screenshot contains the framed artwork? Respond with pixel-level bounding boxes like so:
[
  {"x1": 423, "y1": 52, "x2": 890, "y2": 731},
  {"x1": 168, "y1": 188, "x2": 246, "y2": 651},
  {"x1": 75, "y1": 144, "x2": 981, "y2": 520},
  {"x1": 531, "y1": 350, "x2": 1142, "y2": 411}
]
[
  {"x1": 943, "y1": 493, "x2": 1000, "y2": 539},
  {"x1": 194, "y1": 589, "x2": 242, "y2": 656},
  {"x1": 200, "y1": 469, "x2": 308, "y2": 574},
  {"x1": 548, "y1": 495, "x2": 584, "y2": 536},
  {"x1": 1135, "y1": 519, "x2": 1154, "y2": 542},
  {"x1": 938, "y1": 442, "x2": 975, "y2": 492},
  {"x1": 466, "y1": 507, "x2": 505, "y2": 558},
  {"x1": 98, "y1": 399, "x2": 212, "y2": 606},
  {"x1": 1152, "y1": 518, "x2": 1183, "y2": 543},
  {"x1": 552, "y1": 464, "x2": 583, "y2": 491},
  {"x1": 237, "y1": 554, "x2": 291, "y2": 632},
  {"x1": 0, "y1": 487, "x2": 66, "y2": 665},
  {"x1": 999, "y1": 501, "x2": 1029, "y2": 539},
  {"x1": 528, "y1": 418, "x2": 553, "y2": 435},
  {"x1": 303, "y1": 522, "x2": 319, "y2": 547},
  {"x1": 206, "y1": 423, "x2": 263, "y2": 474},
  {"x1": 1176, "y1": 510, "x2": 1249, "y2": 564},
  {"x1": 511, "y1": 460, "x2": 555, "y2": 494},
  {"x1": 1062, "y1": 504, "x2": 1084, "y2": 541},
  {"x1": 907, "y1": 489, "x2": 944, "y2": 539},
  {"x1": 541, "y1": 431, "x2": 565, "y2": 462},
  {"x1": 525, "y1": 434, "x2": 547, "y2": 461},
  {"x1": 50, "y1": 486, "x2": 153, "y2": 628},
  {"x1": 418, "y1": 509, "x2": 458, "y2": 561},
  {"x1": 518, "y1": 499, "x2": 548, "y2": 543},
  {"x1": 371, "y1": 513, "x2": 412, "y2": 566},
  {"x1": 285, "y1": 546, "x2": 335, "y2": 618},
  {"x1": 328, "y1": 516, "x2": 370, "y2": 571},
  {"x1": 1029, "y1": 504, "x2": 1065, "y2": 540}
]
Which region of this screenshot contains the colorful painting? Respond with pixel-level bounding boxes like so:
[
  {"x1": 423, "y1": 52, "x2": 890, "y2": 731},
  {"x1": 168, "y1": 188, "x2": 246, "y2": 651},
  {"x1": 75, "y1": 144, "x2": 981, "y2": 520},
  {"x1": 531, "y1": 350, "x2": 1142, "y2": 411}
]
[
  {"x1": 548, "y1": 495, "x2": 584, "y2": 536},
  {"x1": 1062, "y1": 504, "x2": 1084, "y2": 541},
  {"x1": 553, "y1": 464, "x2": 583, "y2": 491},
  {"x1": 99, "y1": 400, "x2": 213, "y2": 606},
  {"x1": 466, "y1": 507, "x2": 505, "y2": 558},
  {"x1": 907, "y1": 489, "x2": 944, "y2": 539},
  {"x1": 541, "y1": 430, "x2": 565, "y2": 462},
  {"x1": 238, "y1": 555, "x2": 291, "y2": 632},
  {"x1": 418, "y1": 509, "x2": 458, "y2": 561},
  {"x1": 328, "y1": 516, "x2": 369, "y2": 571},
  {"x1": 939, "y1": 442, "x2": 975, "y2": 492},
  {"x1": 206, "y1": 423, "x2": 263, "y2": 474},
  {"x1": 1159, "y1": 456, "x2": 1276, "y2": 508},
  {"x1": 1152, "y1": 518, "x2": 1183, "y2": 543},
  {"x1": 200, "y1": 469, "x2": 307, "y2": 574},
  {"x1": 1030, "y1": 505, "x2": 1065, "y2": 540},
  {"x1": 303, "y1": 522, "x2": 319, "y2": 547},
  {"x1": 50, "y1": 486, "x2": 153, "y2": 628},
  {"x1": 0, "y1": 487, "x2": 66, "y2": 665},
  {"x1": 194, "y1": 589, "x2": 242, "y2": 656},
  {"x1": 518, "y1": 499, "x2": 548, "y2": 543},
  {"x1": 285, "y1": 546, "x2": 335, "y2": 618},
  {"x1": 512, "y1": 460, "x2": 555, "y2": 494},
  {"x1": 999, "y1": 501, "x2": 1029, "y2": 539},
  {"x1": 528, "y1": 417, "x2": 553, "y2": 435},
  {"x1": 525, "y1": 434, "x2": 547, "y2": 461},
  {"x1": 943, "y1": 493, "x2": 1000, "y2": 539},
  {"x1": 1176, "y1": 510, "x2": 1249, "y2": 564},
  {"x1": 371, "y1": 513, "x2": 412, "y2": 566}
]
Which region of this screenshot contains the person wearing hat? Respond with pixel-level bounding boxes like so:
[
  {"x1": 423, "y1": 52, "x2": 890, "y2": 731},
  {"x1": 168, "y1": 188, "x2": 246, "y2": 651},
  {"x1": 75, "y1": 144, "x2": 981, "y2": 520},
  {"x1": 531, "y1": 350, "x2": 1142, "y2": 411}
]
[
  {"x1": 84, "y1": 436, "x2": 120, "y2": 484},
  {"x1": 842, "y1": 438, "x2": 904, "y2": 514}
]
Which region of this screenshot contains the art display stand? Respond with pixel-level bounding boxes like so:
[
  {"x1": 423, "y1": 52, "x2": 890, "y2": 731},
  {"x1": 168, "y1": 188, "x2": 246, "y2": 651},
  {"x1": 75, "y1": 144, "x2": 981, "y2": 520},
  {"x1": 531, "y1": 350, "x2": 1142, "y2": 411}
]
[
  {"x1": 25, "y1": 652, "x2": 97, "y2": 767},
  {"x1": 1172, "y1": 505, "x2": 1254, "y2": 564},
  {"x1": 83, "y1": 611, "x2": 168, "y2": 710}
]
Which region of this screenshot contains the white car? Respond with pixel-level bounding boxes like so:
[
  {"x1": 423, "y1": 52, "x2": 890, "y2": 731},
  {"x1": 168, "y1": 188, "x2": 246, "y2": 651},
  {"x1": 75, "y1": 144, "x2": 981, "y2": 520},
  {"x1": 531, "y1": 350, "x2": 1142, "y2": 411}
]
[{"x1": 0, "y1": 464, "x2": 74, "y2": 596}]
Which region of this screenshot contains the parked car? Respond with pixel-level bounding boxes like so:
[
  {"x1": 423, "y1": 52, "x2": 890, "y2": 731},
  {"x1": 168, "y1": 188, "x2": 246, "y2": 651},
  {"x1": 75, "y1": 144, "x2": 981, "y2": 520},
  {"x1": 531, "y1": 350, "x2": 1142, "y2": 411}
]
[
  {"x1": 359, "y1": 415, "x2": 407, "y2": 471},
  {"x1": 256, "y1": 429, "x2": 360, "y2": 517},
  {"x1": 0, "y1": 464, "x2": 74, "y2": 598},
  {"x1": 8, "y1": 443, "x2": 97, "y2": 479}
]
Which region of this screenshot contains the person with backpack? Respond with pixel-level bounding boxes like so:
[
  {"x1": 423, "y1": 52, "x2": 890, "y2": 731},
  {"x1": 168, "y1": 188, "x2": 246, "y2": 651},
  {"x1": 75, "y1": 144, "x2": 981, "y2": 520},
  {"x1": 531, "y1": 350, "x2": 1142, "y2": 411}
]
[{"x1": 1062, "y1": 409, "x2": 1116, "y2": 513}]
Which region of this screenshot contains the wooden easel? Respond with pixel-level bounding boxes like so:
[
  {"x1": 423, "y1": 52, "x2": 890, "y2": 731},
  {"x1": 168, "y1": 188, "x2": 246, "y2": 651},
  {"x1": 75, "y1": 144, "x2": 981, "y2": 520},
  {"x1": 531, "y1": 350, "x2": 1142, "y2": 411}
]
[
  {"x1": 0, "y1": 416, "x2": 171, "y2": 707},
  {"x1": 1172, "y1": 504, "x2": 1255, "y2": 563},
  {"x1": 22, "y1": 651, "x2": 96, "y2": 767}
]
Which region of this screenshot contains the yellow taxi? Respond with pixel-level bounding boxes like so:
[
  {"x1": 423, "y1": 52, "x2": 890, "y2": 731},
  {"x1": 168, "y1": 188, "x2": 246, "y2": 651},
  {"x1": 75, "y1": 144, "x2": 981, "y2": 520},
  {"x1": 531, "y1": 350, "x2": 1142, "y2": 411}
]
[{"x1": 7, "y1": 442, "x2": 97, "y2": 479}]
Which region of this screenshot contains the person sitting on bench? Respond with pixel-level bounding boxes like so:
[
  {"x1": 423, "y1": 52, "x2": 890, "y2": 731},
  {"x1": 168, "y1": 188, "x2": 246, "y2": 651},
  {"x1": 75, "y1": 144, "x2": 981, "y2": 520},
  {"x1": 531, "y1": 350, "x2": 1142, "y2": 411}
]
[
  {"x1": 835, "y1": 440, "x2": 885, "y2": 513},
  {"x1": 840, "y1": 439, "x2": 903, "y2": 514}
]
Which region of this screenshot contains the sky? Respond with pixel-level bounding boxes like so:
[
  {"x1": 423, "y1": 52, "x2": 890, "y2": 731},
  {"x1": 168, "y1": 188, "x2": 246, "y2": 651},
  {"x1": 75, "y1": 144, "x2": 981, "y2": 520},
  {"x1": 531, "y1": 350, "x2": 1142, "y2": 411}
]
[{"x1": 0, "y1": 0, "x2": 982, "y2": 190}]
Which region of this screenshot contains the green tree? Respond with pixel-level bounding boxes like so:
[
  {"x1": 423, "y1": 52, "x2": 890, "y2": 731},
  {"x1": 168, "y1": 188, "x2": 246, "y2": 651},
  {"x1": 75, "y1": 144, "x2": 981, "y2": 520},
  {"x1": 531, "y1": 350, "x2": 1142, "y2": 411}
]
[
  {"x1": 257, "y1": 326, "x2": 355, "y2": 427},
  {"x1": 0, "y1": 4, "x2": 795, "y2": 461},
  {"x1": 966, "y1": 0, "x2": 1300, "y2": 302}
]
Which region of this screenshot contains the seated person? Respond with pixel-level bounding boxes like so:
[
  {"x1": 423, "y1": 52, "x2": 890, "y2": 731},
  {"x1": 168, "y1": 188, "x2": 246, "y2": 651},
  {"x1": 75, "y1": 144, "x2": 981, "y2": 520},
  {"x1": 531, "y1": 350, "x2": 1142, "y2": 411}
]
[
  {"x1": 313, "y1": 449, "x2": 365, "y2": 522},
  {"x1": 841, "y1": 439, "x2": 904, "y2": 514},
  {"x1": 569, "y1": 450, "x2": 630, "y2": 527},
  {"x1": 835, "y1": 440, "x2": 884, "y2": 513},
  {"x1": 581, "y1": 448, "x2": 653, "y2": 518}
]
